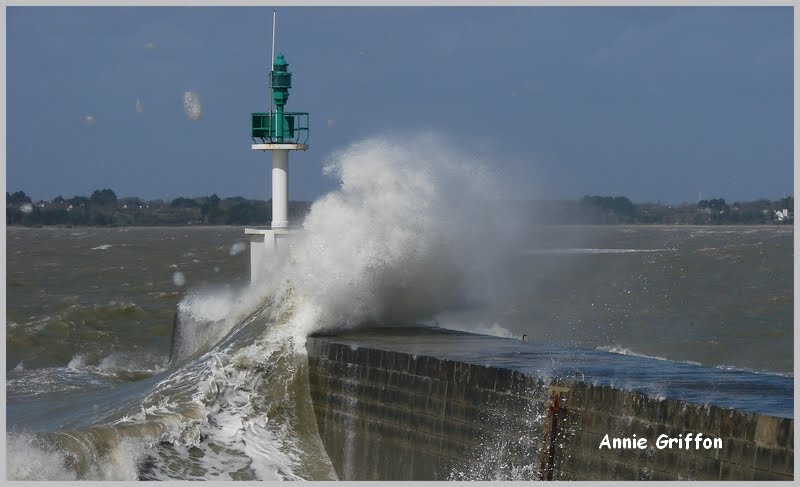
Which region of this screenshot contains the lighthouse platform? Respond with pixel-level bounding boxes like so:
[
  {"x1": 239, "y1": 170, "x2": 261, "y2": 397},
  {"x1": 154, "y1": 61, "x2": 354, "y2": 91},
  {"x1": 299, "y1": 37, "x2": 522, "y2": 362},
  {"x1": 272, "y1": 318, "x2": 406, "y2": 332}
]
[
  {"x1": 251, "y1": 143, "x2": 308, "y2": 151},
  {"x1": 245, "y1": 227, "x2": 293, "y2": 283}
]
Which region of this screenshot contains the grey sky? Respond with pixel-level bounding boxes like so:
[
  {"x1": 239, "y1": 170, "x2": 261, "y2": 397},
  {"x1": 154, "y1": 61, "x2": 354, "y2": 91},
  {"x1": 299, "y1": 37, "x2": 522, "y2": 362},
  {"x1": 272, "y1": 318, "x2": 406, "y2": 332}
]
[{"x1": 6, "y1": 7, "x2": 793, "y2": 204}]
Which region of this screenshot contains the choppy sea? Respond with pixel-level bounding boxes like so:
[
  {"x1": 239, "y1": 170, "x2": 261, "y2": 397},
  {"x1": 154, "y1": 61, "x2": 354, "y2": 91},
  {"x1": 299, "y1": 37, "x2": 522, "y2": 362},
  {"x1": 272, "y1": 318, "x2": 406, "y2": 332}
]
[{"x1": 5, "y1": 137, "x2": 793, "y2": 480}]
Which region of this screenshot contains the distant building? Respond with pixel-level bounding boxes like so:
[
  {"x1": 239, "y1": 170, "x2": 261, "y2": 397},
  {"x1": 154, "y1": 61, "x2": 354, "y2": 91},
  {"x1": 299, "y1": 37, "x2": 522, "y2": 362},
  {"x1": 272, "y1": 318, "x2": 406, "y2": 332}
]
[{"x1": 774, "y1": 209, "x2": 792, "y2": 223}]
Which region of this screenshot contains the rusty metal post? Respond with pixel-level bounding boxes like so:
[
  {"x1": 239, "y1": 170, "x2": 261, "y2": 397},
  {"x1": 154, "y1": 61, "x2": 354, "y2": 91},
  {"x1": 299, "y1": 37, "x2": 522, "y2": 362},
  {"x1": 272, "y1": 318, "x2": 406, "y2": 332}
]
[{"x1": 539, "y1": 385, "x2": 571, "y2": 480}]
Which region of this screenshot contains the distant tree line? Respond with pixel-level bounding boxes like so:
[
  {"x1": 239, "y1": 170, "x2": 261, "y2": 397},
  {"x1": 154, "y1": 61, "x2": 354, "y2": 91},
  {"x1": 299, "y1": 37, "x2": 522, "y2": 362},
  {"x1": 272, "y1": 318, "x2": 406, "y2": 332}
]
[
  {"x1": 6, "y1": 189, "x2": 793, "y2": 227},
  {"x1": 6, "y1": 189, "x2": 311, "y2": 227},
  {"x1": 532, "y1": 195, "x2": 794, "y2": 225}
]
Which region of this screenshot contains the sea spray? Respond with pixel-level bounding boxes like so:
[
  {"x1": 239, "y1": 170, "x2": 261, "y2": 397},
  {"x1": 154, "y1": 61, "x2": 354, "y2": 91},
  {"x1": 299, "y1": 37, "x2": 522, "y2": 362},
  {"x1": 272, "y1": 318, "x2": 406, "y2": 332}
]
[
  {"x1": 8, "y1": 134, "x2": 529, "y2": 480},
  {"x1": 251, "y1": 134, "x2": 526, "y2": 341},
  {"x1": 7, "y1": 434, "x2": 79, "y2": 480},
  {"x1": 170, "y1": 284, "x2": 252, "y2": 363},
  {"x1": 8, "y1": 428, "x2": 154, "y2": 480}
]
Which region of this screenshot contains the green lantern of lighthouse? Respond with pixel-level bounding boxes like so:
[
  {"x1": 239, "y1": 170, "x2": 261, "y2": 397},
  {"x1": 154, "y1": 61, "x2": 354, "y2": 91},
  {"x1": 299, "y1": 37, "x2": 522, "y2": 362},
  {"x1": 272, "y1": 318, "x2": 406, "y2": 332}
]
[{"x1": 251, "y1": 53, "x2": 309, "y2": 144}]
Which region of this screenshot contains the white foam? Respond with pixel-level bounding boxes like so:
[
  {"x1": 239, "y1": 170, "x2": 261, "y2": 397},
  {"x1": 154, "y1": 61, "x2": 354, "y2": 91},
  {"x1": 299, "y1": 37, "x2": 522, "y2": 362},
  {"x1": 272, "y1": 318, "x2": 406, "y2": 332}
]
[
  {"x1": 68, "y1": 354, "x2": 87, "y2": 370},
  {"x1": 7, "y1": 431, "x2": 149, "y2": 481},
  {"x1": 597, "y1": 346, "x2": 795, "y2": 376},
  {"x1": 120, "y1": 314, "x2": 320, "y2": 479},
  {"x1": 249, "y1": 134, "x2": 524, "y2": 342},
  {"x1": 91, "y1": 244, "x2": 112, "y2": 250},
  {"x1": 525, "y1": 248, "x2": 676, "y2": 255},
  {"x1": 6, "y1": 435, "x2": 78, "y2": 480},
  {"x1": 438, "y1": 319, "x2": 517, "y2": 339},
  {"x1": 598, "y1": 345, "x2": 701, "y2": 367},
  {"x1": 713, "y1": 364, "x2": 793, "y2": 378}
]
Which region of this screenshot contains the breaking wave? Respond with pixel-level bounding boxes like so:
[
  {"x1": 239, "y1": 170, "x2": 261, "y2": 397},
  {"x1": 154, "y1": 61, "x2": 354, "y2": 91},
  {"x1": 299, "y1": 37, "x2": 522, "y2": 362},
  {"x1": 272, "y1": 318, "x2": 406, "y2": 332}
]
[{"x1": 8, "y1": 134, "x2": 525, "y2": 480}]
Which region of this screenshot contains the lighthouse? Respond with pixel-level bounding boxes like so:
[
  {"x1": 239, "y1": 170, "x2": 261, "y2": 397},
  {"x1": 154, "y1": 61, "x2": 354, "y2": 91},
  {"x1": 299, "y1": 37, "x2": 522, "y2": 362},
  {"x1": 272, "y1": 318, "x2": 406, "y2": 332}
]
[{"x1": 246, "y1": 51, "x2": 309, "y2": 283}]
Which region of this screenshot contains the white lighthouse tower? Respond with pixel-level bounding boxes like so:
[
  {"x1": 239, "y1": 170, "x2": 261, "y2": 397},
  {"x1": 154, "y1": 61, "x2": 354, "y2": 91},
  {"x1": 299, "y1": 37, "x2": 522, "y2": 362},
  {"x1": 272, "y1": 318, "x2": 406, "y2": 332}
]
[{"x1": 245, "y1": 44, "x2": 309, "y2": 283}]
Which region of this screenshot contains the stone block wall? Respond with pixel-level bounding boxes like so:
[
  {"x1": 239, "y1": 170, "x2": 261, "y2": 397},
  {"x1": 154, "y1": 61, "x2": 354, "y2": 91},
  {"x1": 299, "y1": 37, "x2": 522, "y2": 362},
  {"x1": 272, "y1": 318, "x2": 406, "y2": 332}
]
[
  {"x1": 305, "y1": 337, "x2": 548, "y2": 480},
  {"x1": 555, "y1": 381, "x2": 793, "y2": 481},
  {"x1": 305, "y1": 337, "x2": 793, "y2": 481}
]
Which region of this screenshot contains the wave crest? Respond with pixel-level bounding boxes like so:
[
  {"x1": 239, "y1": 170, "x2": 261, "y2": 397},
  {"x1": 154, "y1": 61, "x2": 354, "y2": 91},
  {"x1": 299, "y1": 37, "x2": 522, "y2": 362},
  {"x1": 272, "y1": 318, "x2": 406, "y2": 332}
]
[{"x1": 251, "y1": 135, "x2": 523, "y2": 341}]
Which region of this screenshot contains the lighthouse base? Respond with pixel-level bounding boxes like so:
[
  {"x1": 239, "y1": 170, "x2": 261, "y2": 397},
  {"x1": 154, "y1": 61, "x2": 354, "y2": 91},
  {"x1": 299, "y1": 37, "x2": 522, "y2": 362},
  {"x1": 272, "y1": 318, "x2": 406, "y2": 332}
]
[{"x1": 244, "y1": 227, "x2": 292, "y2": 284}]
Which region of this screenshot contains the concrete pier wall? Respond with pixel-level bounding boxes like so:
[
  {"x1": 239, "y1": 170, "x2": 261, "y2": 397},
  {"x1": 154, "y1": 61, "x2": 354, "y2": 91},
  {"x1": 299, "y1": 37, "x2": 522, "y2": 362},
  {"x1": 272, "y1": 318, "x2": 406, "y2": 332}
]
[
  {"x1": 555, "y1": 381, "x2": 793, "y2": 480},
  {"x1": 306, "y1": 337, "x2": 547, "y2": 480},
  {"x1": 305, "y1": 331, "x2": 793, "y2": 481}
]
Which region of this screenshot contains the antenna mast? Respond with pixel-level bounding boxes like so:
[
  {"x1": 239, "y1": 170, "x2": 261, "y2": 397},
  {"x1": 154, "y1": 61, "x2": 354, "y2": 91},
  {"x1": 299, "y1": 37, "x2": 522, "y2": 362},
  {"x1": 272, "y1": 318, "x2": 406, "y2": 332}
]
[{"x1": 270, "y1": 10, "x2": 277, "y2": 113}]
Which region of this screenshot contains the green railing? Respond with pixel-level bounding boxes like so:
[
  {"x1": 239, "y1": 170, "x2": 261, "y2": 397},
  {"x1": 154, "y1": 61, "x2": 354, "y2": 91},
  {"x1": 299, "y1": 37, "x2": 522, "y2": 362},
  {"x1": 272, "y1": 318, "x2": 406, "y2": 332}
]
[{"x1": 251, "y1": 112, "x2": 309, "y2": 144}]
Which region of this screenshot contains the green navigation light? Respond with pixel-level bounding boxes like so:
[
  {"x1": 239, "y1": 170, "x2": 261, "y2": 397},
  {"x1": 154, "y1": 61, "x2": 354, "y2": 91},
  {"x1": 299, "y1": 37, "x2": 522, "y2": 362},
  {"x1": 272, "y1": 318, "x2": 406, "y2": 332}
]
[{"x1": 251, "y1": 52, "x2": 309, "y2": 144}]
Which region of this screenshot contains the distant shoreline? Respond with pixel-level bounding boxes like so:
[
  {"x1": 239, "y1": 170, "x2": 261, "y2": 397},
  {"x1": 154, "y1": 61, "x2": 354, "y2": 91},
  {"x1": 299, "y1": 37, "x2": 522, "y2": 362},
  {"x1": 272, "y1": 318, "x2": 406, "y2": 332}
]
[
  {"x1": 5, "y1": 223, "x2": 793, "y2": 229},
  {"x1": 7, "y1": 190, "x2": 793, "y2": 227}
]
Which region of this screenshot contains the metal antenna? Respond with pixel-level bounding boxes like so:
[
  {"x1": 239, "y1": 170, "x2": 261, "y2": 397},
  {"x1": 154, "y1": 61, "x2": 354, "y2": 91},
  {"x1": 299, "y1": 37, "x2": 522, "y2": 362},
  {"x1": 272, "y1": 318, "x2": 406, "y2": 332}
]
[{"x1": 269, "y1": 10, "x2": 276, "y2": 115}]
